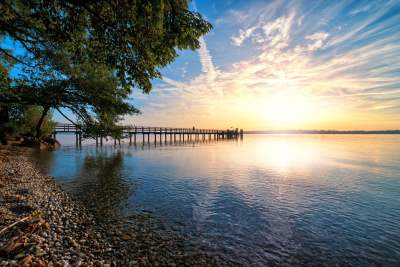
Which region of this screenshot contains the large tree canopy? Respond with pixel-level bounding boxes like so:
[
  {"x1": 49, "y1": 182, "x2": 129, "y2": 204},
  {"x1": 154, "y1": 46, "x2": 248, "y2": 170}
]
[{"x1": 0, "y1": 0, "x2": 212, "y2": 137}]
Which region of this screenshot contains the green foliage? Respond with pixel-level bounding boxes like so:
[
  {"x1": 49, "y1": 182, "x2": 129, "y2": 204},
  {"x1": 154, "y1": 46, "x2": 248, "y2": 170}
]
[
  {"x1": 18, "y1": 106, "x2": 56, "y2": 138},
  {"x1": 0, "y1": 0, "x2": 212, "y2": 138},
  {"x1": 3, "y1": 105, "x2": 55, "y2": 139}
]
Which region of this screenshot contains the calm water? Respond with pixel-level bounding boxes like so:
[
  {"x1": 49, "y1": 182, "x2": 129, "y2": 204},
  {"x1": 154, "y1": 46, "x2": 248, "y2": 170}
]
[{"x1": 38, "y1": 135, "x2": 400, "y2": 266}]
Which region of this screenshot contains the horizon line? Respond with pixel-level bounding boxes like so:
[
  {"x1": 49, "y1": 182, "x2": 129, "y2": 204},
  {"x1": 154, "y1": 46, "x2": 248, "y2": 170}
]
[{"x1": 245, "y1": 130, "x2": 400, "y2": 134}]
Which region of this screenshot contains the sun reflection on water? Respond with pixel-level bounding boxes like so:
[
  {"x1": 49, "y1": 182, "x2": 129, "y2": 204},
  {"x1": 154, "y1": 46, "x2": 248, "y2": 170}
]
[{"x1": 242, "y1": 135, "x2": 322, "y2": 174}]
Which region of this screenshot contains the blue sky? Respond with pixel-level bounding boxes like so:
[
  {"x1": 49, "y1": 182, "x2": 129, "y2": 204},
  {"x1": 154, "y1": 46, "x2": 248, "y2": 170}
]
[{"x1": 8, "y1": 0, "x2": 400, "y2": 130}]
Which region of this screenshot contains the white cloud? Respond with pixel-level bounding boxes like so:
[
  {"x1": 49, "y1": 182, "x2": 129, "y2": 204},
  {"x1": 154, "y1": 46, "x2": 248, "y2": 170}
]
[
  {"x1": 198, "y1": 37, "x2": 216, "y2": 82},
  {"x1": 217, "y1": 9, "x2": 251, "y2": 26},
  {"x1": 231, "y1": 11, "x2": 296, "y2": 50},
  {"x1": 231, "y1": 26, "x2": 256, "y2": 46},
  {"x1": 349, "y1": 4, "x2": 373, "y2": 15},
  {"x1": 305, "y1": 32, "x2": 329, "y2": 51}
]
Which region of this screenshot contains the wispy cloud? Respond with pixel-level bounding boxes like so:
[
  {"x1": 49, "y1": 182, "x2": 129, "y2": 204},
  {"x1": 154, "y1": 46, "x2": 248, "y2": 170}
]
[
  {"x1": 231, "y1": 11, "x2": 296, "y2": 50},
  {"x1": 198, "y1": 37, "x2": 220, "y2": 94},
  {"x1": 304, "y1": 32, "x2": 329, "y2": 51},
  {"x1": 231, "y1": 26, "x2": 257, "y2": 46},
  {"x1": 349, "y1": 3, "x2": 373, "y2": 15}
]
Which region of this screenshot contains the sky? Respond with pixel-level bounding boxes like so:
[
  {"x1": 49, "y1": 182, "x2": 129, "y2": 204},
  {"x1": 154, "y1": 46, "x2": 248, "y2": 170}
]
[
  {"x1": 121, "y1": 0, "x2": 400, "y2": 131},
  {"x1": 6, "y1": 0, "x2": 397, "y2": 131}
]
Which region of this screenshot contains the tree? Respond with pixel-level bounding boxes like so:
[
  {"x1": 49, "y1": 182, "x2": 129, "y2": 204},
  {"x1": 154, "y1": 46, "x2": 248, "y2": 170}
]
[
  {"x1": 0, "y1": 37, "x2": 16, "y2": 142},
  {"x1": 14, "y1": 105, "x2": 56, "y2": 138},
  {"x1": 0, "y1": 0, "x2": 212, "y2": 138},
  {"x1": 9, "y1": 61, "x2": 138, "y2": 138}
]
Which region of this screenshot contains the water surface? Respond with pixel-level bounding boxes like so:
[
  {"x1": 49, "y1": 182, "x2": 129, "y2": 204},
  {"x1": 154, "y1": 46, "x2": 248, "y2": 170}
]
[{"x1": 38, "y1": 134, "x2": 400, "y2": 266}]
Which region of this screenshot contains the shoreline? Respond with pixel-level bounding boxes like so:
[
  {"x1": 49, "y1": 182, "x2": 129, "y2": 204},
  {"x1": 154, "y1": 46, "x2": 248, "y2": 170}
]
[
  {"x1": 0, "y1": 146, "x2": 117, "y2": 266},
  {"x1": 0, "y1": 146, "x2": 220, "y2": 267}
]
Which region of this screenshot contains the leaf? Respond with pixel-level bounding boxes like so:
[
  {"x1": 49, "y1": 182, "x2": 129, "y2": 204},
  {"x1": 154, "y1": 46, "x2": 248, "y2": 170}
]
[
  {"x1": 36, "y1": 259, "x2": 47, "y2": 267},
  {"x1": 2, "y1": 240, "x2": 24, "y2": 254},
  {"x1": 18, "y1": 255, "x2": 33, "y2": 267},
  {"x1": 31, "y1": 210, "x2": 43, "y2": 218}
]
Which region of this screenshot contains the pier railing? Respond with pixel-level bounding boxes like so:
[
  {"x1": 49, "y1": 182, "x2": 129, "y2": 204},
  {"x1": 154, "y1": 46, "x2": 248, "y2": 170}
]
[{"x1": 53, "y1": 123, "x2": 243, "y2": 146}]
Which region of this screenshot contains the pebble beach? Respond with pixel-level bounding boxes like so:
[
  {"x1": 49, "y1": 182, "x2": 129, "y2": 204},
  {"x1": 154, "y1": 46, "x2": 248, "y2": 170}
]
[
  {"x1": 0, "y1": 147, "x2": 117, "y2": 266},
  {"x1": 0, "y1": 147, "x2": 219, "y2": 267}
]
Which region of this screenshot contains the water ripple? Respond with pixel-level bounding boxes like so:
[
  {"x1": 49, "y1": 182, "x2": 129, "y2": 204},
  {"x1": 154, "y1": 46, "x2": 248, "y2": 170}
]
[{"x1": 38, "y1": 134, "x2": 400, "y2": 266}]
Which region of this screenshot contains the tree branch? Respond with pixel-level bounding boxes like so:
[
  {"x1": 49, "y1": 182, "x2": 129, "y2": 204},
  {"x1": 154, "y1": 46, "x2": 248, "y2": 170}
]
[
  {"x1": 0, "y1": 216, "x2": 31, "y2": 236},
  {"x1": 0, "y1": 47, "x2": 31, "y2": 66},
  {"x1": 56, "y1": 107, "x2": 81, "y2": 129}
]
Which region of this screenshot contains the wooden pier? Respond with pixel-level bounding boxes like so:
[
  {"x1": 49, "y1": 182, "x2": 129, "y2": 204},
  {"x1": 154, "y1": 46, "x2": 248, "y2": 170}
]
[{"x1": 53, "y1": 124, "x2": 243, "y2": 147}]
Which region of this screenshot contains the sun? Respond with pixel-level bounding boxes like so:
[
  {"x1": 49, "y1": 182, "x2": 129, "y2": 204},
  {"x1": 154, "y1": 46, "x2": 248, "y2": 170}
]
[{"x1": 263, "y1": 94, "x2": 316, "y2": 128}]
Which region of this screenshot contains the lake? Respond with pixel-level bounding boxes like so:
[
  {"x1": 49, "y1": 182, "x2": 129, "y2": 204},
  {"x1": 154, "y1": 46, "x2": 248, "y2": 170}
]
[{"x1": 37, "y1": 134, "x2": 400, "y2": 266}]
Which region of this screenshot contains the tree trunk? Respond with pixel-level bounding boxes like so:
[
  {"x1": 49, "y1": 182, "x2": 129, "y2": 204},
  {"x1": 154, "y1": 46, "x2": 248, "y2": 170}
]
[
  {"x1": 0, "y1": 106, "x2": 9, "y2": 125},
  {"x1": 35, "y1": 106, "x2": 50, "y2": 138},
  {"x1": 0, "y1": 106, "x2": 9, "y2": 144}
]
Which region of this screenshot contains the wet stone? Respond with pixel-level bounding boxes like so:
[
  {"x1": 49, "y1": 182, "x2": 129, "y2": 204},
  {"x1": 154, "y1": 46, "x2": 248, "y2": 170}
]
[
  {"x1": 0, "y1": 147, "x2": 220, "y2": 266},
  {"x1": 9, "y1": 204, "x2": 34, "y2": 215}
]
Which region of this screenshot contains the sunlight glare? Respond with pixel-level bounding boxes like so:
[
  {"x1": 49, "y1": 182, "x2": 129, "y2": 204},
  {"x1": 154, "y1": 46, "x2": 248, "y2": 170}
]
[{"x1": 262, "y1": 94, "x2": 316, "y2": 128}]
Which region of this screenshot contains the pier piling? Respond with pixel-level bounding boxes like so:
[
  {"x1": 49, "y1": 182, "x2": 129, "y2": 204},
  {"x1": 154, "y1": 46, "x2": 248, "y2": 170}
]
[{"x1": 53, "y1": 124, "x2": 244, "y2": 146}]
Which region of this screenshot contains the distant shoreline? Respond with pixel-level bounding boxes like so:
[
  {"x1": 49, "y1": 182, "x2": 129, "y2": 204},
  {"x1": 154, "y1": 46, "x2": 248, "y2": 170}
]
[{"x1": 244, "y1": 130, "x2": 400, "y2": 135}]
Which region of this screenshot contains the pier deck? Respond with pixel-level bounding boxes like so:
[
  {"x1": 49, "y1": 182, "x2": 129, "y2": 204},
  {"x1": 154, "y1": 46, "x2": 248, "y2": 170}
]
[{"x1": 54, "y1": 124, "x2": 243, "y2": 146}]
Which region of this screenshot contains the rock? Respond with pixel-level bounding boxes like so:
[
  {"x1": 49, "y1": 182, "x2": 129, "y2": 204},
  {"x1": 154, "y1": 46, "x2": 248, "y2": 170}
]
[
  {"x1": 128, "y1": 260, "x2": 138, "y2": 266},
  {"x1": 15, "y1": 253, "x2": 27, "y2": 260},
  {"x1": 35, "y1": 248, "x2": 46, "y2": 257},
  {"x1": 73, "y1": 258, "x2": 82, "y2": 267},
  {"x1": 70, "y1": 239, "x2": 79, "y2": 249},
  {"x1": 61, "y1": 259, "x2": 71, "y2": 267},
  {"x1": 121, "y1": 234, "x2": 131, "y2": 241}
]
